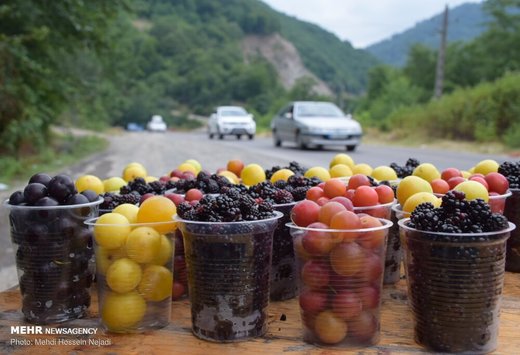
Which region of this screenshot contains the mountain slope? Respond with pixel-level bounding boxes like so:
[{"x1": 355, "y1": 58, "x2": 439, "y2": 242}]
[
  {"x1": 242, "y1": 34, "x2": 333, "y2": 95},
  {"x1": 366, "y1": 2, "x2": 490, "y2": 67}
]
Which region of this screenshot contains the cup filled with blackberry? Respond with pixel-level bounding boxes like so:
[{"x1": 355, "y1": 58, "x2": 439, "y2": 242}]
[
  {"x1": 175, "y1": 188, "x2": 282, "y2": 342},
  {"x1": 288, "y1": 198, "x2": 392, "y2": 348},
  {"x1": 399, "y1": 191, "x2": 515, "y2": 354},
  {"x1": 85, "y1": 195, "x2": 177, "y2": 333},
  {"x1": 5, "y1": 173, "x2": 102, "y2": 324},
  {"x1": 250, "y1": 166, "x2": 322, "y2": 301},
  {"x1": 498, "y1": 161, "x2": 520, "y2": 271},
  {"x1": 384, "y1": 204, "x2": 408, "y2": 285}
]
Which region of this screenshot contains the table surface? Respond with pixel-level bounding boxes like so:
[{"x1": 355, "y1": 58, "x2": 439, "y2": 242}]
[{"x1": 1, "y1": 273, "x2": 520, "y2": 355}]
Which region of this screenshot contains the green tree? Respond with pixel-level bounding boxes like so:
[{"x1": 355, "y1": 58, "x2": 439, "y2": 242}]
[
  {"x1": 403, "y1": 44, "x2": 435, "y2": 101},
  {"x1": 0, "y1": 0, "x2": 129, "y2": 153}
]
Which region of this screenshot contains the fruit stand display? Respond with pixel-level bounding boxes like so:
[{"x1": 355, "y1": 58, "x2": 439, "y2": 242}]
[{"x1": 2, "y1": 155, "x2": 520, "y2": 353}]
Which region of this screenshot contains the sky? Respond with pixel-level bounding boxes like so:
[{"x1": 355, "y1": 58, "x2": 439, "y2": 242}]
[{"x1": 262, "y1": 0, "x2": 485, "y2": 48}]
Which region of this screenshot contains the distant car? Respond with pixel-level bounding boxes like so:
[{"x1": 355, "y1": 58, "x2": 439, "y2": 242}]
[
  {"x1": 208, "y1": 106, "x2": 256, "y2": 140},
  {"x1": 271, "y1": 101, "x2": 362, "y2": 151},
  {"x1": 126, "y1": 122, "x2": 144, "y2": 132},
  {"x1": 146, "y1": 115, "x2": 167, "y2": 132}
]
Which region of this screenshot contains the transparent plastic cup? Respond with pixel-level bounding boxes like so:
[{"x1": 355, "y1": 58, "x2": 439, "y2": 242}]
[
  {"x1": 4, "y1": 198, "x2": 102, "y2": 324},
  {"x1": 270, "y1": 202, "x2": 297, "y2": 301},
  {"x1": 399, "y1": 218, "x2": 515, "y2": 354},
  {"x1": 352, "y1": 200, "x2": 394, "y2": 219},
  {"x1": 172, "y1": 229, "x2": 189, "y2": 300},
  {"x1": 384, "y1": 204, "x2": 408, "y2": 285},
  {"x1": 85, "y1": 218, "x2": 176, "y2": 333},
  {"x1": 175, "y1": 211, "x2": 282, "y2": 342},
  {"x1": 288, "y1": 218, "x2": 392, "y2": 348},
  {"x1": 504, "y1": 189, "x2": 520, "y2": 271},
  {"x1": 488, "y1": 190, "x2": 512, "y2": 214},
  {"x1": 434, "y1": 191, "x2": 511, "y2": 215}
]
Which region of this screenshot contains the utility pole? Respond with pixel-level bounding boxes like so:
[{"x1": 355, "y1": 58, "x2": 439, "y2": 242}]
[{"x1": 434, "y1": 5, "x2": 449, "y2": 99}]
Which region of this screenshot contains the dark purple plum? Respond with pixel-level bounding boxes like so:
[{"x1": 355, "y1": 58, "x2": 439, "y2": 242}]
[
  {"x1": 48, "y1": 174, "x2": 76, "y2": 202},
  {"x1": 65, "y1": 193, "x2": 89, "y2": 206},
  {"x1": 29, "y1": 173, "x2": 52, "y2": 187},
  {"x1": 9, "y1": 190, "x2": 25, "y2": 205},
  {"x1": 35, "y1": 197, "x2": 59, "y2": 207},
  {"x1": 23, "y1": 183, "x2": 48, "y2": 205},
  {"x1": 81, "y1": 189, "x2": 99, "y2": 202}
]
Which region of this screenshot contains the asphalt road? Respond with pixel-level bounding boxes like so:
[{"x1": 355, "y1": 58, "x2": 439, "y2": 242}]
[{"x1": 0, "y1": 130, "x2": 513, "y2": 290}]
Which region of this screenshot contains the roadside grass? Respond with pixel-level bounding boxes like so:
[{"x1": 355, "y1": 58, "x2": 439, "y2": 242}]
[
  {"x1": 0, "y1": 133, "x2": 108, "y2": 185},
  {"x1": 357, "y1": 128, "x2": 513, "y2": 156},
  {"x1": 257, "y1": 125, "x2": 513, "y2": 155}
]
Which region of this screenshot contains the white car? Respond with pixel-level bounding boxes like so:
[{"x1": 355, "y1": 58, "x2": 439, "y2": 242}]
[
  {"x1": 271, "y1": 101, "x2": 362, "y2": 151},
  {"x1": 208, "y1": 106, "x2": 256, "y2": 140},
  {"x1": 146, "y1": 115, "x2": 167, "y2": 132}
]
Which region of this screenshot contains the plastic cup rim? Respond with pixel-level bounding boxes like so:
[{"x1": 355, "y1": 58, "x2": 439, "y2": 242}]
[
  {"x1": 3, "y1": 197, "x2": 103, "y2": 211},
  {"x1": 353, "y1": 199, "x2": 396, "y2": 211},
  {"x1": 286, "y1": 217, "x2": 393, "y2": 233},
  {"x1": 398, "y1": 218, "x2": 516, "y2": 237},
  {"x1": 84, "y1": 216, "x2": 176, "y2": 228},
  {"x1": 273, "y1": 201, "x2": 298, "y2": 208},
  {"x1": 173, "y1": 210, "x2": 284, "y2": 226},
  {"x1": 433, "y1": 190, "x2": 512, "y2": 200}
]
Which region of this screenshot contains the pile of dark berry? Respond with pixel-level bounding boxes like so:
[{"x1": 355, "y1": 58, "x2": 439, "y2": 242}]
[
  {"x1": 172, "y1": 171, "x2": 232, "y2": 194},
  {"x1": 177, "y1": 188, "x2": 275, "y2": 222},
  {"x1": 498, "y1": 161, "x2": 520, "y2": 188},
  {"x1": 120, "y1": 177, "x2": 167, "y2": 195},
  {"x1": 390, "y1": 158, "x2": 420, "y2": 179},
  {"x1": 409, "y1": 191, "x2": 509, "y2": 234},
  {"x1": 99, "y1": 191, "x2": 140, "y2": 210},
  {"x1": 100, "y1": 177, "x2": 166, "y2": 209},
  {"x1": 248, "y1": 175, "x2": 321, "y2": 204},
  {"x1": 265, "y1": 161, "x2": 306, "y2": 179}
]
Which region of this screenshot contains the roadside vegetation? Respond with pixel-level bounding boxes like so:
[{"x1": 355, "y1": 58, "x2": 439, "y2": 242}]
[{"x1": 0, "y1": 133, "x2": 108, "y2": 184}]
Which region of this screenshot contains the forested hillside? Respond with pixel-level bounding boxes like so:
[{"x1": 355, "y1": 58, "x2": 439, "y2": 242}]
[{"x1": 366, "y1": 2, "x2": 490, "y2": 67}]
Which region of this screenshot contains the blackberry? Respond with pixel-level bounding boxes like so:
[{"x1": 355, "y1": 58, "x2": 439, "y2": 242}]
[
  {"x1": 438, "y1": 223, "x2": 462, "y2": 233},
  {"x1": 197, "y1": 171, "x2": 211, "y2": 183},
  {"x1": 441, "y1": 191, "x2": 469, "y2": 214},
  {"x1": 207, "y1": 180, "x2": 220, "y2": 193},
  {"x1": 467, "y1": 199, "x2": 492, "y2": 223},
  {"x1": 291, "y1": 186, "x2": 309, "y2": 201},
  {"x1": 410, "y1": 203, "x2": 439, "y2": 231},
  {"x1": 199, "y1": 194, "x2": 217, "y2": 206},
  {"x1": 273, "y1": 190, "x2": 294, "y2": 204},
  {"x1": 390, "y1": 158, "x2": 421, "y2": 178},
  {"x1": 287, "y1": 175, "x2": 307, "y2": 187},
  {"x1": 100, "y1": 193, "x2": 117, "y2": 210},
  {"x1": 288, "y1": 161, "x2": 306, "y2": 176},
  {"x1": 308, "y1": 177, "x2": 322, "y2": 187},
  {"x1": 149, "y1": 181, "x2": 165, "y2": 194},
  {"x1": 119, "y1": 185, "x2": 132, "y2": 195},
  {"x1": 211, "y1": 174, "x2": 232, "y2": 189},
  {"x1": 498, "y1": 161, "x2": 520, "y2": 188},
  {"x1": 273, "y1": 180, "x2": 287, "y2": 189},
  {"x1": 406, "y1": 158, "x2": 420, "y2": 168},
  {"x1": 225, "y1": 187, "x2": 243, "y2": 200},
  {"x1": 249, "y1": 181, "x2": 277, "y2": 201},
  {"x1": 177, "y1": 202, "x2": 193, "y2": 218},
  {"x1": 482, "y1": 214, "x2": 509, "y2": 232}
]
